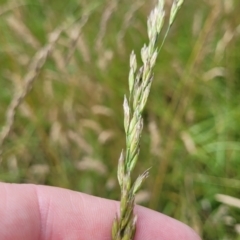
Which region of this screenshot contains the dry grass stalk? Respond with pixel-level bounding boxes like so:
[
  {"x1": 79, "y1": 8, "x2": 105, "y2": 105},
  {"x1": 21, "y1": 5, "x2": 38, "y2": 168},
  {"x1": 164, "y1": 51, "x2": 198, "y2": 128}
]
[
  {"x1": 0, "y1": 0, "x2": 27, "y2": 17},
  {"x1": 95, "y1": 0, "x2": 119, "y2": 52},
  {"x1": 65, "y1": 15, "x2": 90, "y2": 65},
  {"x1": 6, "y1": 14, "x2": 40, "y2": 49},
  {"x1": 216, "y1": 194, "x2": 240, "y2": 209},
  {"x1": 117, "y1": 0, "x2": 145, "y2": 51},
  {"x1": 112, "y1": 1, "x2": 184, "y2": 239},
  {"x1": 0, "y1": 8, "x2": 96, "y2": 161},
  {"x1": 0, "y1": 26, "x2": 65, "y2": 163}
]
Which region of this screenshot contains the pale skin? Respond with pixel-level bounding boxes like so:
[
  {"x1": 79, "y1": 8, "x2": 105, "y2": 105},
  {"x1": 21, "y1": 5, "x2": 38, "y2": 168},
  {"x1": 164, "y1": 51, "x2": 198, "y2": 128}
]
[{"x1": 0, "y1": 183, "x2": 201, "y2": 240}]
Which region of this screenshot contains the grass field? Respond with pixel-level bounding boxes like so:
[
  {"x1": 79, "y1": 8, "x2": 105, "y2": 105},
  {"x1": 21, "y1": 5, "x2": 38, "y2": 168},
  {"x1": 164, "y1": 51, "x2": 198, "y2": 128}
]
[{"x1": 1, "y1": 0, "x2": 240, "y2": 239}]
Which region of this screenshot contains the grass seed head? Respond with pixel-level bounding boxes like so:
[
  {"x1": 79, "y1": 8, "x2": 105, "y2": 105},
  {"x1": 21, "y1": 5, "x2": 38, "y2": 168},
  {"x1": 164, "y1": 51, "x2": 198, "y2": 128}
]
[{"x1": 112, "y1": 0, "x2": 184, "y2": 239}]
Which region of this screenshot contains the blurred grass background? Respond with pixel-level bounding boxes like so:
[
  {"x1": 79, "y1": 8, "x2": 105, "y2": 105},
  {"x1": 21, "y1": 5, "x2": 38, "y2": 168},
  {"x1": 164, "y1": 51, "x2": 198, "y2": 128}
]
[{"x1": 0, "y1": 0, "x2": 240, "y2": 239}]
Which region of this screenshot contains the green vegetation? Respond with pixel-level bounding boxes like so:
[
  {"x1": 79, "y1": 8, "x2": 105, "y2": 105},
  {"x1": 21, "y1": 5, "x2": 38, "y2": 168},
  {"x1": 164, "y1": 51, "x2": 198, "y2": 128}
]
[{"x1": 0, "y1": 0, "x2": 240, "y2": 239}]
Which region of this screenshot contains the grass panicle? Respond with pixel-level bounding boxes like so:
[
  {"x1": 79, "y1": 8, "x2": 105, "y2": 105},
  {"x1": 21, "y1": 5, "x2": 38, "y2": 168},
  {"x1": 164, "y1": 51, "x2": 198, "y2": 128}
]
[{"x1": 112, "y1": 0, "x2": 184, "y2": 239}]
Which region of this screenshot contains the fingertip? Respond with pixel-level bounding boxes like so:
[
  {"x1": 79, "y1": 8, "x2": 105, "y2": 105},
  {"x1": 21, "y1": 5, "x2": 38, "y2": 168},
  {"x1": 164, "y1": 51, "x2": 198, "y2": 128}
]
[{"x1": 134, "y1": 205, "x2": 201, "y2": 240}]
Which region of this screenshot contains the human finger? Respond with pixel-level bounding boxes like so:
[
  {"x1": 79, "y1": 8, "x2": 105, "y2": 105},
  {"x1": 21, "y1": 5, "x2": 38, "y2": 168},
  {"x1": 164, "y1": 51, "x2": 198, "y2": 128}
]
[{"x1": 0, "y1": 183, "x2": 201, "y2": 240}]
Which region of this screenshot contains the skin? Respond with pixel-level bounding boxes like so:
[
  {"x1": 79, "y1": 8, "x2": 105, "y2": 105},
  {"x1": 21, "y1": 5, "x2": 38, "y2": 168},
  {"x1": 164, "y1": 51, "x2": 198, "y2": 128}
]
[{"x1": 0, "y1": 183, "x2": 201, "y2": 240}]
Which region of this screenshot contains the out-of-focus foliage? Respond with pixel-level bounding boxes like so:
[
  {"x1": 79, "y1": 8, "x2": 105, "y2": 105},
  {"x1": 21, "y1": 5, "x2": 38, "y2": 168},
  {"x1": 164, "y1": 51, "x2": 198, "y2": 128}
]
[{"x1": 0, "y1": 0, "x2": 240, "y2": 239}]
